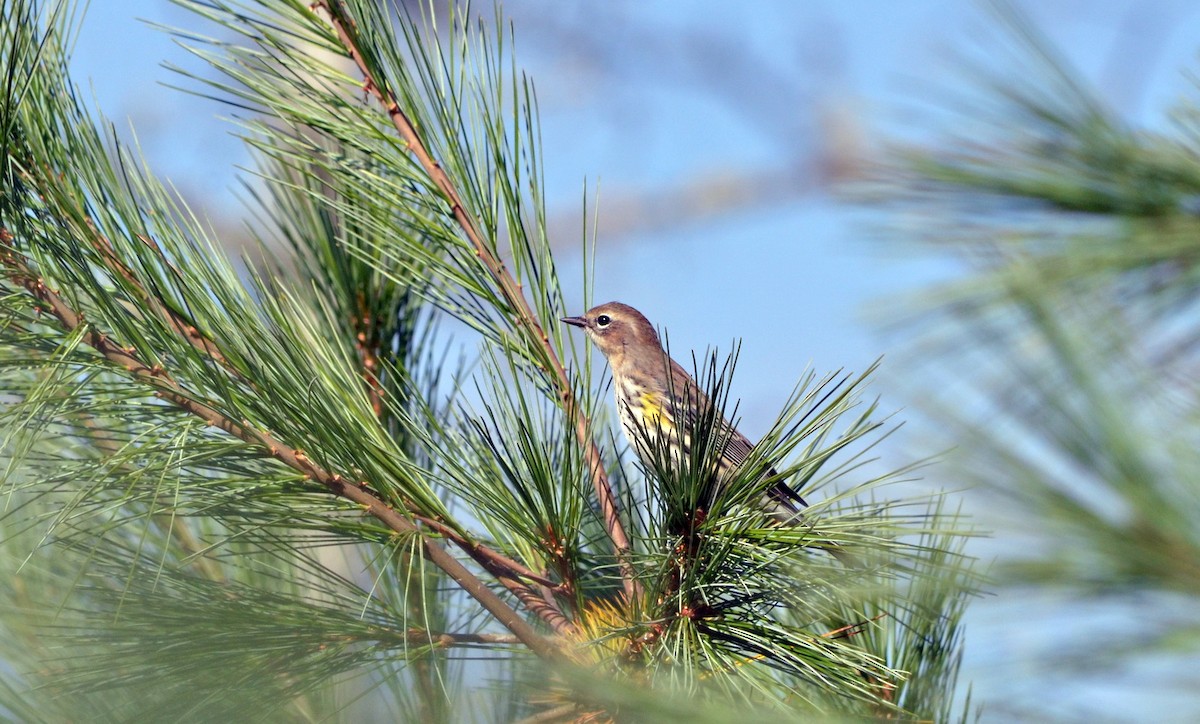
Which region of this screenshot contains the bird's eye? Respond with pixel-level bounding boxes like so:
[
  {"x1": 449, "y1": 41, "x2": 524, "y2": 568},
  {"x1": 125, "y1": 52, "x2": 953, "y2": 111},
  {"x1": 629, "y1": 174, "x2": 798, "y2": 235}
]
[{"x1": 596, "y1": 314, "x2": 612, "y2": 327}]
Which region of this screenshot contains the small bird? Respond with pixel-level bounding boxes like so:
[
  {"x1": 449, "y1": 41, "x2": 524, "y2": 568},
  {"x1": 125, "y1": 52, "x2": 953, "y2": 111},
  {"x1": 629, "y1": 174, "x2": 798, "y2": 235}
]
[{"x1": 562, "y1": 301, "x2": 808, "y2": 527}]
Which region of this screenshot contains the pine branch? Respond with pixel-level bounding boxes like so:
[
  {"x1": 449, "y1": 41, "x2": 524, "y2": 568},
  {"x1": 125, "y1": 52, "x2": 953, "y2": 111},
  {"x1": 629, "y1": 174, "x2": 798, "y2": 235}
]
[
  {"x1": 312, "y1": 0, "x2": 638, "y2": 600},
  {"x1": 16, "y1": 199, "x2": 577, "y2": 636},
  {"x1": 0, "y1": 231, "x2": 567, "y2": 661},
  {"x1": 18, "y1": 183, "x2": 579, "y2": 636}
]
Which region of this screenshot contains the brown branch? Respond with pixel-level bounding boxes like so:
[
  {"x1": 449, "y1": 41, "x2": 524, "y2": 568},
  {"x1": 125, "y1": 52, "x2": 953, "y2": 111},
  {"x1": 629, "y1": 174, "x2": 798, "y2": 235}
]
[
  {"x1": 412, "y1": 513, "x2": 563, "y2": 589},
  {"x1": 0, "y1": 240, "x2": 567, "y2": 662},
  {"x1": 409, "y1": 513, "x2": 576, "y2": 634},
  {"x1": 397, "y1": 629, "x2": 521, "y2": 648},
  {"x1": 514, "y1": 703, "x2": 581, "y2": 724},
  {"x1": 821, "y1": 613, "x2": 887, "y2": 640},
  {"x1": 312, "y1": 0, "x2": 638, "y2": 599},
  {"x1": 352, "y1": 291, "x2": 387, "y2": 418}
]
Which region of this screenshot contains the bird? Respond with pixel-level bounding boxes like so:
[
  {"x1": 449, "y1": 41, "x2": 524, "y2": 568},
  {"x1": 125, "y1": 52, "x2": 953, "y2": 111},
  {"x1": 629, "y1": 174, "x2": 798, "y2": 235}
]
[{"x1": 561, "y1": 301, "x2": 810, "y2": 528}]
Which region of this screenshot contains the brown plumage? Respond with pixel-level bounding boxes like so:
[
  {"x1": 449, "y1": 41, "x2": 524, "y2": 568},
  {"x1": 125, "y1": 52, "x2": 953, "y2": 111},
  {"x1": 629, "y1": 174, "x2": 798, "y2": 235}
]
[{"x1": 562, "y1": 301, "x2": 807, "y2": 523}]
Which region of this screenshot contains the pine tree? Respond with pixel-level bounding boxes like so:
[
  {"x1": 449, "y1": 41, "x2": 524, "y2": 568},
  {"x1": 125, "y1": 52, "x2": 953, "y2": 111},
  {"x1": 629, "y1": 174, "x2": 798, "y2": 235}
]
[{"x1": 0, "y1": 1, "x2": 975, "y2": 720}]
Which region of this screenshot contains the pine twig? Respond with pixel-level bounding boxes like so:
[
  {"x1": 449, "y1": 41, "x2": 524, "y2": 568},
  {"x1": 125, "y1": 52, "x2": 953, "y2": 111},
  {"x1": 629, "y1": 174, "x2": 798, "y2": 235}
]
[
  {"x1": 312, "y1": 0, "x2": 639, "y2": 599},
  {"x1": 399, "y1": 630, "x2": 521, "y2": 647},
  {"x1": 412, "y1": 512, "x2": 577, "y2": 634},
  {"x1": 351, "y1": 290, "x2": 387, "y2": 418},
  {"x1": 412, "y1": 512, "x2": 565, "y2": 589}
]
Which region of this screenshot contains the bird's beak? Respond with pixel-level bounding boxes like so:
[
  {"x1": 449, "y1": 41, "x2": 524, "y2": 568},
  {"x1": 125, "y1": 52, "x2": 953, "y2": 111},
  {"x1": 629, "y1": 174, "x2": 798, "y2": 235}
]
[{"x1": 561, "y1": 315, "x2": 588, "y2": 329}]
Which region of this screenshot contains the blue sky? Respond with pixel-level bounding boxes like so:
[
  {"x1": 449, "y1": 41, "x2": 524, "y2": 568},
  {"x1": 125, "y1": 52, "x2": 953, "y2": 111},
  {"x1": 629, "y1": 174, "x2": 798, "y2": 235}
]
[{"x1": 70, "y1": 1, "x2": 1200, "y2": 718}]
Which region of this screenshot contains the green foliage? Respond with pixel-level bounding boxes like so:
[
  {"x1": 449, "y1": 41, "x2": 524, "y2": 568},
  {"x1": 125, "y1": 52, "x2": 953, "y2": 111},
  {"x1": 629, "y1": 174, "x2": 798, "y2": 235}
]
[{"x1": 0, "y1": 0, "x2": 976, "y2": 720}]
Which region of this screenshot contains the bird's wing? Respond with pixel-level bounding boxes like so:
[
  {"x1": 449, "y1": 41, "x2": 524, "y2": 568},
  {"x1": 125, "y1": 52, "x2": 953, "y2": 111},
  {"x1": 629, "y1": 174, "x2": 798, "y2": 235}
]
[
  {"x1": 717, "y1": 420, "x2": 755, "y2": 469},
  {"x1": 712, "y1": 412, "x2": 810, "y2": 513},
  {"x1": 662, "y1": 357, "x2": 808, "y2": 510}
]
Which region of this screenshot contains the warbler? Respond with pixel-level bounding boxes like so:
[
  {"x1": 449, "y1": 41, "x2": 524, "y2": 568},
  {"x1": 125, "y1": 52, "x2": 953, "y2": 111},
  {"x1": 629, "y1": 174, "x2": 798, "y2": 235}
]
[{"x1": 562, "y1": 301, "x2": 808, "y2": 525}]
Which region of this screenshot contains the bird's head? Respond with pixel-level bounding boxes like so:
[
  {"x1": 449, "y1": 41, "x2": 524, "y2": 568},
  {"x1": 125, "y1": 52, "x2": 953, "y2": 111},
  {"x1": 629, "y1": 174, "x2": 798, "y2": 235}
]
[{"x1": 561, "y1": 301, "x2": 661, "y2": 361}]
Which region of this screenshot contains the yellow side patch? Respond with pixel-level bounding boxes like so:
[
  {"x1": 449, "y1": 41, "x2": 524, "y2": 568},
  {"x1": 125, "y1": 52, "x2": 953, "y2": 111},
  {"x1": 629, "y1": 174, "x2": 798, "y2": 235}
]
[{"x1": 639, "y1": 392, "x2": 673, "y2": 430}]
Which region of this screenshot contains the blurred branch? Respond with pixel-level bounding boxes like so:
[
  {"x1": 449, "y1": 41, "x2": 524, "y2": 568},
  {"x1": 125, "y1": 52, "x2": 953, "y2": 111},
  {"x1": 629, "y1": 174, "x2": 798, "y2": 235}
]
[
  {"x1": 870, "y1": 1, "x2": 1200, "y2": 715},
  {"x1": 515, "y1": 3, "x2": 867, "y2": 246},
  {"x1": 400, "y1": 630, "x2": 521, "y2": 647}
]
